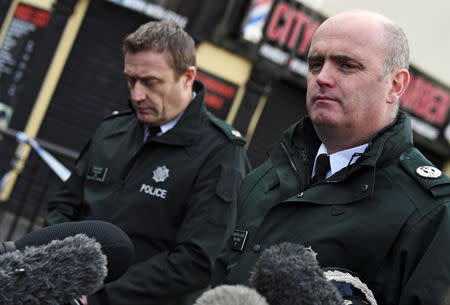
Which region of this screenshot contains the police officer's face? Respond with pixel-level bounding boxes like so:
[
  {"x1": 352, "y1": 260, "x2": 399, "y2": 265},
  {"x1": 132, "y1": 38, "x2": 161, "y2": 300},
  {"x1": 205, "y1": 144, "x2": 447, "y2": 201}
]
[
  {"x1": 306, "y1": 12, "x2": 397, "y2": 151},
  {"x1": 124, "y1": 49, "x2": 196, "y2": 126}
]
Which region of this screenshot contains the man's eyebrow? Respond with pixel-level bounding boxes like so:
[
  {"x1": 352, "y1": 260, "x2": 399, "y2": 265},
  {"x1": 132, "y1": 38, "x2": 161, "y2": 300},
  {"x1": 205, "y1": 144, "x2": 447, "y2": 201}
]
[
  {"x1": 122, "y1": 72, "x2": 157, "y2": 81},
  {"x1": 331, "y1": 55, "x2": 366, "y2": 69},
  {"x1": 330, "y1": 55, "x2": 358, "y2": 62},
  {"x1": 307, "y1": 55, "x2": 324, "y2": 62},
  {"x1": 307, "y1": 54, "x2": 362, "y2": 63}
]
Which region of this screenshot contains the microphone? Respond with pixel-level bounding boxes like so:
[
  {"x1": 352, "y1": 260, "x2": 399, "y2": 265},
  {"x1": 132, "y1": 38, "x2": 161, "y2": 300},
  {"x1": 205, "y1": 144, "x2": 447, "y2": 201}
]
[
  {"x1": 0, "y1": 220, "x2": 135, "y2": 283},
  {"x1": 0, "y1": 234, "x2": 106, "y2": 305},
  {"x1": 322, "y1": 267, "x2": 378, "y2": 305},
  {"x1": 249, "y1": 242, "x2": 344, "y2": 305},
  {"x1": 194, "y1": 285, "x2": 269, "y2": 305}
]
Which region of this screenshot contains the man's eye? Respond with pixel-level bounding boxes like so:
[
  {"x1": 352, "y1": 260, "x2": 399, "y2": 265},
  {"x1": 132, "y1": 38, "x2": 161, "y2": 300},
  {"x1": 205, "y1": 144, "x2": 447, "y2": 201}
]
[
  {"x1": 341, "y1": 63, "x2": 358, "y2": 70},
  {"x1": 127, "y1": 77, "x2": 136, "y2": 86},
  {"x1": 308, "y1": 61, "x2": 323, "y2": 72},
  {"x1": 145, "y1": 80, "x2": 156, "y2": 87}
]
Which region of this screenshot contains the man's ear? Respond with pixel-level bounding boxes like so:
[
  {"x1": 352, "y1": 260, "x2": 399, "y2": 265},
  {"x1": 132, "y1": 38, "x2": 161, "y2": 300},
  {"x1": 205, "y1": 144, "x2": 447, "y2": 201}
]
[
  {"x1": 387, "y1": 69, "x2": 410, "y2": 104},
  {"x1": 183, "y1": 66, "x2": 197, "y2": 88}
]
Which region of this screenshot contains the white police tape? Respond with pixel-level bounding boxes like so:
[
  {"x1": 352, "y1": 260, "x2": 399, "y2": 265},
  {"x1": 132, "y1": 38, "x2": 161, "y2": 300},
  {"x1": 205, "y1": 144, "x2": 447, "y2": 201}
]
[{"x1": 16, "y1": 132, "x2": 71, "y2": 182}]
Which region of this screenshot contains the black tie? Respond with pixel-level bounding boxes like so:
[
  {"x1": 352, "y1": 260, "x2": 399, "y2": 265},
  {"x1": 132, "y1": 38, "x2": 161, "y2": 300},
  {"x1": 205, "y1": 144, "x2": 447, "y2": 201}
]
[
  {"x1": 311, "y1": 154, "x2": 330, "y2": 184},
  {"x1": 144, "y1": 126, "x2": 161, "y2": 143},
  {"x1": 148, "y1": 126, "x2": 161, "y2": 137}
]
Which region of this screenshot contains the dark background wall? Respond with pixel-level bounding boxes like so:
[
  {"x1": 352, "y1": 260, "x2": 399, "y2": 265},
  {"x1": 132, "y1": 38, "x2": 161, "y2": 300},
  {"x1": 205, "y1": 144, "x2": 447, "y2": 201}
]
[{"x1": 38, "y1": 1, "x2": 144, "y2": 151}]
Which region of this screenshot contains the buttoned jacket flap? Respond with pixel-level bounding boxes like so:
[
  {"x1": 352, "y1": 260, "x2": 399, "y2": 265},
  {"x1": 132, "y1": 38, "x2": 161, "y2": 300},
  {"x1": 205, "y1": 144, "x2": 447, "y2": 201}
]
[{"x1": 283, "y1": 169, "x2": 374, "y2": 205}]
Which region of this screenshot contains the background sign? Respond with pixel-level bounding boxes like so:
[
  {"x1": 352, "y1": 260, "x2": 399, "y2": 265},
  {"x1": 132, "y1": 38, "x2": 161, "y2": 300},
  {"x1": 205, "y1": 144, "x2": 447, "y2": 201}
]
[
  {"x1": 401, "y1": 70, "x2": 449, "y2": 143},
  {"x1": 0, "y1": 3, "x2": 51, "y2": 117},
  {"x1": 104, "y1": 0, "x2": 188, "y2": 27},
  {"x1": 196, "y1": 69, "x2": 239, "y2": 120},
  {"x1": 257, "y1": 0, "x2": 321, "y2": 77}
]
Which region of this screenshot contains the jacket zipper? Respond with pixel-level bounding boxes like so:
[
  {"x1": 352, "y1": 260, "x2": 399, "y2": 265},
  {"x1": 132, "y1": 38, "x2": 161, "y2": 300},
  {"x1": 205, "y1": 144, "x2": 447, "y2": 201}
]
[
  {"x1": 119, "y1": 145, "x2": 145, "y2": 186},
  {"x1": 298, "y1": 149, "x2": 311, "y2": 187},
  {"x1": 280, "y1": 141, "x2": 303, "y2": 194}
]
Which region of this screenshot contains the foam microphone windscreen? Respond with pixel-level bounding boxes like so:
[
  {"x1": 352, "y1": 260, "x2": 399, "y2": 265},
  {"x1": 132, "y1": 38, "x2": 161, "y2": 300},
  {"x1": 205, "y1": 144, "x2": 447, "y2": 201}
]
[
  {"x1": 194, "y1": 285, "x2": 269, "y2": 305},
  {"x1": 13, "y1": 220, "x2": 134, "y2": 283},
  {"x1": 323, "y1": 267, "x2": 378, "y2": 305},
  {"x1": 0, "y1": 234, "x2": 106, "y2": 305},
  {"x1": 249, "y1": 242, "x2": 344, "y2": 305}
]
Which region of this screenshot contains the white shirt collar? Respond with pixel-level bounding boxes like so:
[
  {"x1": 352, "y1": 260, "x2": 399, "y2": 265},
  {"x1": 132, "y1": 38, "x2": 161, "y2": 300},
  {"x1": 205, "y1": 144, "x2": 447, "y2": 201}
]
[
  {"x1": 159, "y1": 111, "x2": 183, "y2": 135},
  {"x1": 159, "y1": 91, "x2": 196, "y2": 135},
  {"x1": 312, "y1": 143, "x2": 369, "y2": 178},
  {"x1": 143, "y1": 114, "x2": 182, "y2": 141}
]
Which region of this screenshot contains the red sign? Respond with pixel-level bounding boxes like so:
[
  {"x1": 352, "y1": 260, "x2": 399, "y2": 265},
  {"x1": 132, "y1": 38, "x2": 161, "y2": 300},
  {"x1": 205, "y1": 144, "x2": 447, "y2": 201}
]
[
  {"x1": 265, "y1": 2, "x2": 319, "y2": 56},
  {"x1": 257, "y1": 0, "x2": 321, "y2": 76},
  {"x1": 401, "y1": 73, "x2": 450, "y2": 127},
  {"x1": 196, "y1": 70, "x2": 238, "y2": 120},
  {"x1": 14, "y1": 3, "x2": 51, "y2": 28}
]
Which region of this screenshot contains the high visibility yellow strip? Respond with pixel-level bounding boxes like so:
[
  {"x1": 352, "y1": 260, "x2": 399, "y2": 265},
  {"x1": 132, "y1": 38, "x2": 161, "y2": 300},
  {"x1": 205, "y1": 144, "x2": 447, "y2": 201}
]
[
  {"x1": 0, "y1": 0, "x2": 20, "y2": 48},
  {"x1": 226, "y1": 85, "x2": 246, "y2": 125},
  {"x1": 196, "y1": 42, "x2": 251, "y2": 85},
  {"x1": 444, "y1": 160, "x2": 450, "y2": 177},
  {"x1": 1, "y1": 0, "x2": 91, "y2": 201},
  {"x1": 244, "y1": 86, "x2": 271, "y2": 149}
]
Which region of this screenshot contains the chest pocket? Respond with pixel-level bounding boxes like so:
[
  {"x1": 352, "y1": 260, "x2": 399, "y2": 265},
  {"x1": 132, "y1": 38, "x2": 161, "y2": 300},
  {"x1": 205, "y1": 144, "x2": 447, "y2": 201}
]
[
  {"x1": 264, "y1": 178, "x2": 280, "y2": 193},
  {"x1": 216, "y1": 165, "x2": 244, "y2": 202}
]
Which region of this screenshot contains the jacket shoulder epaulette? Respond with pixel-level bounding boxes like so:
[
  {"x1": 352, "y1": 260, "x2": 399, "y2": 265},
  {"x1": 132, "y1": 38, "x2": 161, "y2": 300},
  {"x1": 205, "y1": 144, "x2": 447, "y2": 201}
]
[
  {"x1": 207, "y1": 112, "x2": 246, "y2": 145},
  {"x1": 399, "y1": 148, "x2": 450, "y2": 198},
  {"x1": 103, "y1": 109, "x2": 134, "y2": 121}
]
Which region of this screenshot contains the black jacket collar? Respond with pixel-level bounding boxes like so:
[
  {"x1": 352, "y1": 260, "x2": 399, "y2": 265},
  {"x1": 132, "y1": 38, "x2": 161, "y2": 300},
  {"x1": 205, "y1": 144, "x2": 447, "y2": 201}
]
[{"x1": 275, "y1": 111, "x2": 413, "y2": 170}]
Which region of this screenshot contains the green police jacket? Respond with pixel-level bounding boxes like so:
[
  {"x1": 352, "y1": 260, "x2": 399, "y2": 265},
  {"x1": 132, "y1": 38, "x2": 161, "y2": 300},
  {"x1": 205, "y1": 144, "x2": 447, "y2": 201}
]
[
  {"x1": 213, "y1": 112, "x2": 450, "y2": 305},
  {"x1": 45, "y1": 82, "x2": 250, "y2": 305}
]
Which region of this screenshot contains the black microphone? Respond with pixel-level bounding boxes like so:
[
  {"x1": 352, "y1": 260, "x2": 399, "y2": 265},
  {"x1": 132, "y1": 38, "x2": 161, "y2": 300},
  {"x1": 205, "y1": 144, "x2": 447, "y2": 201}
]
[
  {"x1": 194, "y1": 285, "x2": 269, "y2": 305},
  {"x1": 0, "y1": 234, "x2": 106, "y2": 305},
  {"x1": 0, "y1": 220, "x2": 135, "y2": 283},
  {"x1": 249, "y1": 242, "x2": 344, "y2": 305}
]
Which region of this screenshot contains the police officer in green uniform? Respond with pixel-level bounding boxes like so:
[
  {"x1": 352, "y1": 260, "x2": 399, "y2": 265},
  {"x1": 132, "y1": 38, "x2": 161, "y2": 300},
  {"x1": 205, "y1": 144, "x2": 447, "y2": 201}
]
[
  {"x1": 45, "y1": 21, "x2": 249, "y2": 305},
  {"x1": 212, "y1": 10, "x2": 450, "y2": 305}
]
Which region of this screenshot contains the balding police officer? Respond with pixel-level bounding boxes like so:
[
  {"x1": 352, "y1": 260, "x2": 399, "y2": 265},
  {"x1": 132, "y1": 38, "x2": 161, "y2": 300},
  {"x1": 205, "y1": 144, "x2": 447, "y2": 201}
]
[
  {"x1": 212, "y1": 10, "x2": 450, "y2": 305},
  {"x1": 45, "y1": 21, "x2": 249, "y2": 305}
]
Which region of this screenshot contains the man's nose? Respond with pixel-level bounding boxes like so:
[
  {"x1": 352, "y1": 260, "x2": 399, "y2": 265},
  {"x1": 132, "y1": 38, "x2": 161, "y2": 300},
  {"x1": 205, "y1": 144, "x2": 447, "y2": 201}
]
[
  {"x1": 316, "y1": 62, "x2": 336, "y2": 87},
  {"x1": 130, "y1": 81, "x2": 146, "y2": 102}
]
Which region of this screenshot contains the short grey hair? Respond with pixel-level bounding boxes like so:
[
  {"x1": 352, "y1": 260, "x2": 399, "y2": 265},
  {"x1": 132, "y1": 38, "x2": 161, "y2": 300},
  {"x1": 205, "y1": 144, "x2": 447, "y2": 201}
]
[
  {"x1": 122, "y1": 21, "x2": 196, "y2": 77},
  {"x1": 383, "y1": 22, "x2": 409, "y2": 75}
]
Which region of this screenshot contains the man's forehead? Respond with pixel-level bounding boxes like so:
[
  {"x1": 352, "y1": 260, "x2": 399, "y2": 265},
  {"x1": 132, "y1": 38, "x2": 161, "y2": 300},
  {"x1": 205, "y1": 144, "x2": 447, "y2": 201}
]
[
  {"x1": 309, "y1": 18, "x2": 385, "y2": 59},
  {"x1": 308, "y1": 37, "x2": 365, "y2": 61}
]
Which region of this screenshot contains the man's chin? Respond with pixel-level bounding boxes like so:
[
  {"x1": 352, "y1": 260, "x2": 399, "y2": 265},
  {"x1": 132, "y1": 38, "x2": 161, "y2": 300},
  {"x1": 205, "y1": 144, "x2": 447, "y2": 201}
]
[
  {"x1": 310, "y1": 114, "x2": 339, "y2": 128},
  {"x1": 137, "y1": 114, "x2": 157, "y2": 125}
]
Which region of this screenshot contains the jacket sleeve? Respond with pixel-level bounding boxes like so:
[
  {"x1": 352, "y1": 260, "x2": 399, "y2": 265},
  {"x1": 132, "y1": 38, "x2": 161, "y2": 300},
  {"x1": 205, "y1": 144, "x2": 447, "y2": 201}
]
[
  {"x1": 44, "y1": 141, "x2": 91, "y2": 225},
  {"x1": 398, "y1": 202, "x2": 450, "y2": 305},
  {"x1": 87, "y1": 142, "x2": 249, "y2": 305}
]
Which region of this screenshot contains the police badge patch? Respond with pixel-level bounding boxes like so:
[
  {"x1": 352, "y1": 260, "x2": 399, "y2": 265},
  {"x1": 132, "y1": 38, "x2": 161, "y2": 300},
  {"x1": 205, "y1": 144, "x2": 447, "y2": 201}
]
[
  {"x1": 416, "y1": 166, "x2": 441, "y2": 179},
  {"x1": 153, "y1": 165, "x2": 170, "y2": 182},
  {"x1": 231, "y1": 129, "x2": 242, "y2": 138}
]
